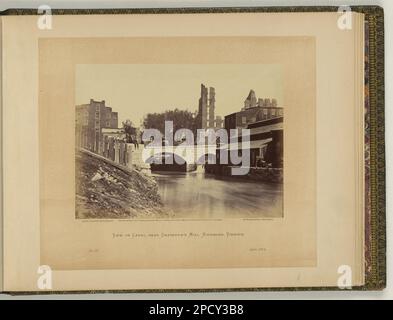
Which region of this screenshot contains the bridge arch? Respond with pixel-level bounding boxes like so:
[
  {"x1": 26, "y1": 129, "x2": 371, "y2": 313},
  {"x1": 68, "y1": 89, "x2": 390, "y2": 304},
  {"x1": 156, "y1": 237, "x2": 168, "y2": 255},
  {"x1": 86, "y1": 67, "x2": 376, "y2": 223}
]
[
  {"x1": 145, "y1": 152, "x2": 187, "y2": 165},
  {"x1": 196, "y1": 153, "x2": 216, "y2": 165}
]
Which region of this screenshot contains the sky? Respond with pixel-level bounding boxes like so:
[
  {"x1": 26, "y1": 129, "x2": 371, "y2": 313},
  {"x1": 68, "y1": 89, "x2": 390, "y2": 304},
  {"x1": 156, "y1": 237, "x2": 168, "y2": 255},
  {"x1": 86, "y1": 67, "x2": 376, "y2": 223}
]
[{"x1": 75, "y1": 64, "x2": 283, "y2": 126}]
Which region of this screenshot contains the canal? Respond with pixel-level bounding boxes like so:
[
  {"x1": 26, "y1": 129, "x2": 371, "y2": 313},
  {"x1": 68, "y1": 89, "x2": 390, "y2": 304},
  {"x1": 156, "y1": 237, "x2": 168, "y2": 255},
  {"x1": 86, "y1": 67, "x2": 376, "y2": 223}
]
[{"x1": 151, "y1": 169, "x2": 283, "y2": 219}]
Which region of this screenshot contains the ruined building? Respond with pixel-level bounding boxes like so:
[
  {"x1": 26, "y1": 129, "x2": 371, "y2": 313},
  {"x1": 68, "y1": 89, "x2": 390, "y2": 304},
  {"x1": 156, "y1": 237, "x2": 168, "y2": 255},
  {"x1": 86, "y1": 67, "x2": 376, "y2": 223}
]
[
  {"x1": 197, "y1": 84, "x2": 223, "y2": 130},
  {"x1": 243, "y1": 89, "x2": 258, "y2": 109},
  {"x1": 243, "y1": 90, "x2": 278, "y2": 111},
  {"x1": 225, "y1": 90, "x2": 283, "y2": 130}
]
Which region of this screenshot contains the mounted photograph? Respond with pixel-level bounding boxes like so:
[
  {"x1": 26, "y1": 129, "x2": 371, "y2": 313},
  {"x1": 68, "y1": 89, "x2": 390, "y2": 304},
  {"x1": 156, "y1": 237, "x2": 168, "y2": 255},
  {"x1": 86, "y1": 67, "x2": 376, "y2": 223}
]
[{"x1": 39, "y1": 35, "x2": 317, "y2": 272}]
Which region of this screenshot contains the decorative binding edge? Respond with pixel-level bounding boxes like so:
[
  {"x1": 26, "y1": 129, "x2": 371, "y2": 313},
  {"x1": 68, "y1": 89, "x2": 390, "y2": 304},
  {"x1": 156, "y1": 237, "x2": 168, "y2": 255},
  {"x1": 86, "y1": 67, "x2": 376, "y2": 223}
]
[
  {"x1": 364, "y1": 6, "x2": 386, "y2": 291},
  {"x1": 0, "y1": 5, "x2": 385, "y2": 293}
]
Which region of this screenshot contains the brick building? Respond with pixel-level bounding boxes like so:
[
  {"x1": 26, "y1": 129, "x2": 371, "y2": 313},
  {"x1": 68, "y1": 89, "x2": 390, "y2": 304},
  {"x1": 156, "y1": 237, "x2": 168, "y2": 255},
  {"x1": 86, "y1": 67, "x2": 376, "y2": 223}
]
[
  {"x1": 214, "y1": 89, "x2": 284, "y2": 171},
  {"x1": 224, "y1": 90, "x2": 284, "y2": 130},
  {"x1": 76, "y1": 99, "x2": 119, "y2": 152}
]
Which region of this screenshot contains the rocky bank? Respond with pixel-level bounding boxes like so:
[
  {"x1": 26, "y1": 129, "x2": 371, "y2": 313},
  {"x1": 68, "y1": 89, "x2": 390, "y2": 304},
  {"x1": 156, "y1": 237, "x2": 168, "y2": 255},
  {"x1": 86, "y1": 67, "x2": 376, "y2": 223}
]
[{"x1": 76, "y1": 150, "x2": 169, "y2": 219}]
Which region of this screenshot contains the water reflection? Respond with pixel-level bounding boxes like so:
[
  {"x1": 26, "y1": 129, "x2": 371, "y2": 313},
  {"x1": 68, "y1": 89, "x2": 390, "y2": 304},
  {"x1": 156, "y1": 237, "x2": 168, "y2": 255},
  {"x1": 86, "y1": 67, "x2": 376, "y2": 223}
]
[{"x1": 152, "y1": 169, "x2": 283, "y2": 219}]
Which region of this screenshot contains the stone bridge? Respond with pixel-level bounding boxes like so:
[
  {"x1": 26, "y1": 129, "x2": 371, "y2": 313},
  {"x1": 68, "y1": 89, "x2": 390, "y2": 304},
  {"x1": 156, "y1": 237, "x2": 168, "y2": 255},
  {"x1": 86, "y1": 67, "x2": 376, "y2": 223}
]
[{"x1": 141, "y1": 144, "x2": 218, "y2": 165}]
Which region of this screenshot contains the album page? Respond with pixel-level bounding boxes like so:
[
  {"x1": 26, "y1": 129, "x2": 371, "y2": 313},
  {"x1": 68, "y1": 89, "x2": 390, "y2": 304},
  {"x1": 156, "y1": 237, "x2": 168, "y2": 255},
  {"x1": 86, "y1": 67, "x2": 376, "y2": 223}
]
[{"x1": 1, "y1": 12, "x2": 364, "y2": 291}]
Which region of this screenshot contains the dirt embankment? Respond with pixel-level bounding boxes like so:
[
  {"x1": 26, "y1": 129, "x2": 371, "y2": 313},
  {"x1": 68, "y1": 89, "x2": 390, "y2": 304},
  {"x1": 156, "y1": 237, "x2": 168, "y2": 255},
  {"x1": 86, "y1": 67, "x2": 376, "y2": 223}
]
[{"x1": 76, "y1": 150, "x2": 169, "y2": 219}]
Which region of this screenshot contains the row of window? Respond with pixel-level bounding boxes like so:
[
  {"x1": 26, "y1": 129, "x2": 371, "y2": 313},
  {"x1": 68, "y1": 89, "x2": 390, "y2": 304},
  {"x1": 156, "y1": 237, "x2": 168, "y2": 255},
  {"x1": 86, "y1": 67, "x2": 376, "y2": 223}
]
[{"x1": 241, "y1": 109, "x2": 283, "y2": 124}]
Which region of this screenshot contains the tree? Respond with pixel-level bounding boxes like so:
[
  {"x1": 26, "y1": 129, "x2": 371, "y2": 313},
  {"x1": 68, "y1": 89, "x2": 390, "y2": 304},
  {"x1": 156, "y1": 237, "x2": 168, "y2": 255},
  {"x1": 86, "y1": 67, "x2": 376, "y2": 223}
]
[
  {"x1": 143, "y1": 109, "x2": 197, "y2": 139},
  {"x1": 122, "y1": 119, "x2": 136, "y2": 143}
]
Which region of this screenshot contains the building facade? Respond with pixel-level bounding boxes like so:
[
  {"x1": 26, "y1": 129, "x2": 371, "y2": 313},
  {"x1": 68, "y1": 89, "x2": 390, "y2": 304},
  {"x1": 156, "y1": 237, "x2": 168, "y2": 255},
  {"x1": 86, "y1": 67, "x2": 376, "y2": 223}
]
[
  {"x1": 246, "y1": 117, "x2": 283, "y2": 168},
  {"x1": 210, "y1": 89, "x2": 284, "y2": 174},
  {"x1": 76, "y1": 99, "x2": 119, "y2": 152},
  {"x1": 225, "y1": 90, "x2": 284, "y2": 130},
  {"x1": 216, "y1": 116, "x2": 283, "y2": 168}
]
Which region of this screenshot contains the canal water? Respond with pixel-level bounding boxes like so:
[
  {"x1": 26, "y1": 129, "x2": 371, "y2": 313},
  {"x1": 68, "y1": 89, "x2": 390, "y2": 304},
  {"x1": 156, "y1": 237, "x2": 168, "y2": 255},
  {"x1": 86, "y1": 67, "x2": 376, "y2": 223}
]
[{"x1": 151, "y1": 168, "x2": 283, "y2": 219}]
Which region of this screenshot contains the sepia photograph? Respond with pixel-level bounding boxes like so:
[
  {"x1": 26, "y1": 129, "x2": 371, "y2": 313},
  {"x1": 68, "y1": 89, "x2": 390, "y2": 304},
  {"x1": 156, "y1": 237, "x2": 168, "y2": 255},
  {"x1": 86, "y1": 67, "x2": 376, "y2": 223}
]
[{"x1": 75, "y1": 64, "x2": 284, "y2": 220}]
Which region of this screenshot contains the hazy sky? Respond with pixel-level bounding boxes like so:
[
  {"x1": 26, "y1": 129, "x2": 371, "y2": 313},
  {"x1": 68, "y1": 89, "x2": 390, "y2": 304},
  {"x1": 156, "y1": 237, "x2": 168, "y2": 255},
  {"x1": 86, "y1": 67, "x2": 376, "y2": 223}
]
[{"x1": 75, "y1": 64, "x2": 283, "y2": 126}]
